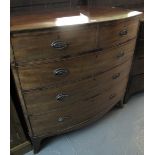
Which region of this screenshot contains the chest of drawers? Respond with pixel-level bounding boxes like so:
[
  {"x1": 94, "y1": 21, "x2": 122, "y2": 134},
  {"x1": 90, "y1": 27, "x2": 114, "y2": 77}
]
[{"x1": 11, "y1": 7, "x2": 142, "y2": 153}]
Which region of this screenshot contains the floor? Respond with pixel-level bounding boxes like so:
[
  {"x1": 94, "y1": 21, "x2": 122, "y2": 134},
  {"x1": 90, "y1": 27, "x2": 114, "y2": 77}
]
[{"x1": 25, "y1": 93, "x2": 144, "y2": 155}]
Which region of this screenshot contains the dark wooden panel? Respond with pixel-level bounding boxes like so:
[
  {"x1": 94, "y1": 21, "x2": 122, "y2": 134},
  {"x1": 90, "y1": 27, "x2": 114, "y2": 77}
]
[
  {"x1": 24, "y1": 59, "x2": 131, "y2": 115},
  {"x1": 135, "y1": 39, "x2": 144, "y2": 58},
  {"x1": 18, "y1": 40, "x2": 135, "y2": 90},
  {"x1": 11, "y1": 0, "x2": 71, "y2": 8},
  {"x1": 10, "y1": 97, "x2": 32, "y2": 154},
  {"x1": 126, "y1": 74, "x2": 144, "y2": 100},
  {"x1": 10, "y1": 98, "x2": 26, "y2": 148},
  {"x1": 132, "y1": 58, "x2": 144, "y2": 75},
  {"x1": 94, "y1": 0, "x2": 143, "y2": 7}
]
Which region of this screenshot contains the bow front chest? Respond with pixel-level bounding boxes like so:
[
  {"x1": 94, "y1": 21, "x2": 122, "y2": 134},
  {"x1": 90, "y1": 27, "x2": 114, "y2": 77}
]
[{"x1": 11, "y1": 7, "x2": 142, "y2": 153}]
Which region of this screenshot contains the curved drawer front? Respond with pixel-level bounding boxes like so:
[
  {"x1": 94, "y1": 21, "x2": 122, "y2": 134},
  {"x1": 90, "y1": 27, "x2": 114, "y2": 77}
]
[
  {"x1": 99, "y1": 18, "x2": 139, "y2": 49},
  {"x1": 24, "y1": 60, "x2": 131, "y2": 115},
  {"x1": 18, "y1": 39, "x2": 136, "y2": 90},
  {"x1": 11, "y1": 24, "x2": 98, "y2": 64},
  {"x1": 29, "y1": 79, "x2": 127, "y2": 136}
]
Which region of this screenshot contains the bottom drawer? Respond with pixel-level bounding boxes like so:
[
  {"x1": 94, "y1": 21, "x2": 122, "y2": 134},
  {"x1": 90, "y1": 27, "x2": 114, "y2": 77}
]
[{"x1": 30, "y1": 79, "x2": 127, "y2": 136}]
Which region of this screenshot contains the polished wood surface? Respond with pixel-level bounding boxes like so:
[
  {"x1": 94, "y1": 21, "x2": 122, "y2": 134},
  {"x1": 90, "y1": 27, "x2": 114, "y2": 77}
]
[
  {"x1": 18, "y1": 39, "x2": 135, "y2": 90},
  {"x1": 11, "y1": 7, "x2": 142, "y2": 153},
  {"x1": 11, "y1": 7, "x2": 141, "y2": 32},
  {"x1": 24, "y1": 60, "x2": 131, "y2": 115},
  {"x1": 11, "y1": 24, "x2": 97, "y2": 64},
  {"x1": 30, "y1": 77, "x2": 127, "y2": 136}
]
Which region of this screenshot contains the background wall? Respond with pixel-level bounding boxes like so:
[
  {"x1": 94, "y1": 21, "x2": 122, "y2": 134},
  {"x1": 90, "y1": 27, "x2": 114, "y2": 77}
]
[
  {"x1": 11, "y1": 0, "x2": 144, "y2": 11},
  {"x1": 93, "y1": 0, "x2": 143, "y2": 6}
]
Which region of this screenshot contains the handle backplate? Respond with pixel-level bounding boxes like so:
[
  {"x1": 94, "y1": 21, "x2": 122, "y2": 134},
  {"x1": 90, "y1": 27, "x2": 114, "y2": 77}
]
[{"x1": 51, "y1": 40, "x2": 68, "y2": 50}]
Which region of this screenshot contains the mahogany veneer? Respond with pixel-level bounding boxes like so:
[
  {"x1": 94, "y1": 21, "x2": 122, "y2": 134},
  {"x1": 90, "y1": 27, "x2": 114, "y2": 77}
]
[{"x1": 11, "y1": 7, "x2": 142, "y2": 153}]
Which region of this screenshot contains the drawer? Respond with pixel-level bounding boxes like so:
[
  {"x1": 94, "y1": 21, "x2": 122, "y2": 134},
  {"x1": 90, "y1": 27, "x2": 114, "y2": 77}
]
[
  {"x1": 29, "y1": 80, "x2": 127, "y2": 136},
  {"x1": 99, "y1": 18, "x2": 139, "y2": 49},
  {"x1": 18, "y1": 39, "x2": 136, "y2": 90},
  {"x1": 132, "y1": 58, "x2": 144, "y2": 75},
  {"x1": 24, "y1": 60, "x2": 131, "y2": 115},
  {"x1": 11, "y1": 24, "x2": 97, "y2": 64}
]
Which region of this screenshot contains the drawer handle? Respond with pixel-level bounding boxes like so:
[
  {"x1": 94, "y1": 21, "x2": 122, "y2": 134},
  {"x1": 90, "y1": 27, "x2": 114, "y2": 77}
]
[
  {"x1": 58, "y1": 117, "x2": 64, "y2": 122},
  {"x1": 56, "y1": 93, "x2": 69, "y2": 101},
  {"x1": 58, "y1": 116, "x2": 70, "y2": 122},
  {"x1": 53, "y1": 68, "x2": 69, "y2": 76},
  {"x1": 51, "y1": 40, "x2": 68, "y2": 50},
  {"x1": 117, "y1": 52, "x2": 125, "y2": 58},
  {"x1": 109, "y1": 94, "x2": 116, "y2": 100},
  {"x1": 112, "y1": 73, "x2": 120, "y2": 79},
  {"x1": 119, "y1": 29, "x2": 128, "y2": 36}
]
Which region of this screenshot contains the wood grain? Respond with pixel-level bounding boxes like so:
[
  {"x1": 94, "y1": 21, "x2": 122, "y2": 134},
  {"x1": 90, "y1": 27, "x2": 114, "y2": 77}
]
[
  {"x1": 10, "y1": 7, "x2": 142, "y2": 32},
  {"x1": 24, "y1": 59, "x2": 131, "y2": 115},
  {"x1": 18, "y1": 39, "x2": 135, "y2": 90},
  {"x1": 11, "y1": 24, "x2": 98, "y2": 64},
  {"x1": 30, "y1": 79, "x2": 127, "y2": 136},
  {"x1": 10, "y1": 7, "x2": 141, "y2": 153},
  {"x1": 99, "y1": 18, "x2": 139, "y2": 49}
]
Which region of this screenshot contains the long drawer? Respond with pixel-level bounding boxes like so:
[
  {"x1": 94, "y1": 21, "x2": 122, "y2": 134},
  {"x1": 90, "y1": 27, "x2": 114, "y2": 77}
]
[
  {"x1": 18, "y1": 39, "x2": 136, "y2": 90},
  {"x1": 99, "y1": 18, "x2": 139, "y2": 49},
  {"x1": 11, "y1": 24, "x2": 98, "y2": 64},
  {"x1": 29, "y1": 78, "x2": 127, "y2": 136},
  {"x1": 24, "y1": 60, "x2": 131, "y2": 115}
]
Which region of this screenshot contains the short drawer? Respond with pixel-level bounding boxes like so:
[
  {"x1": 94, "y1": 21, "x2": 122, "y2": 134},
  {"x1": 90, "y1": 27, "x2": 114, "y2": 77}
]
[
  {"x1": 11, "y1": 24, "x2": 97, "y2": 64},
  {"x1": 99, "y1": 18, "x2": 139, "y2": 49},
  {"x1": 29, "y1": 80, "x2": 127, "y2": 136},
  {"x1": 18, "y1": 39, "x2": 136, "y2": 90},
  {"x1": 24, "y1": 60, "x2": 131, "y2": 115}
]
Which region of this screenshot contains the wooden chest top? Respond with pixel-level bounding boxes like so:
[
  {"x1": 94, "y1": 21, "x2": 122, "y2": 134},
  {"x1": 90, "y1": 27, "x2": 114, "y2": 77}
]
[{"x1": 11, "y1": 6, "x2": 142, "y2": 32}]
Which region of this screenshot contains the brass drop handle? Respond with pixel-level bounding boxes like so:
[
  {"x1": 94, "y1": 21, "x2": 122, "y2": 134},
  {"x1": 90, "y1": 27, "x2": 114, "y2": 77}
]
[
  {"x1": 56, "y1": 93, "x2": 69, "y2": 101},
  {"x1": 53, "y1": 68, "x2": 69, "y2": 76},
  {"x1": 112, "y1": 73, "x2": 120, "y2": 79},
  {"x1": 119, "y1": 29, "x2": 128, "y2": 36},
  {"x1": 117, "y1": 52, "x2": 125, "y2": 58},
  {"x1": 51, "y1": 40, "x2": 68, "y2": 50},
  {"x1": 109, "y1": 94, "x2": 116, "y2": 100}
]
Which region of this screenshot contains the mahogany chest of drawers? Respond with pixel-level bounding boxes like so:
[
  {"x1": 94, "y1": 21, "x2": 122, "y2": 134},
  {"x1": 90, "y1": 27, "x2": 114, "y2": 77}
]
[{"x1": 11, "y1": 7, "x2": 142, "y2": 153}]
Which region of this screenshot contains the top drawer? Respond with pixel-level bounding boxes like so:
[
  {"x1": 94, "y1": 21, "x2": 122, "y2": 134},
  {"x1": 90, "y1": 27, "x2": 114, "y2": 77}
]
[
  {"x1": 11, "y1": 24, "x2": 98, "y2": 64},
  {"x1": 99, "y1": 18, "x2": 139, "y2": 49}
]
